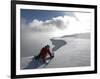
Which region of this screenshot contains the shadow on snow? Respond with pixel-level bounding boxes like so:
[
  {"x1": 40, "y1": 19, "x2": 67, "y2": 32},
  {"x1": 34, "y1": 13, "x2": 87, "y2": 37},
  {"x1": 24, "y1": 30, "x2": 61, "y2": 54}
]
[{"x1": 23, "y1": 57, "x2": 52, "y2": 69}]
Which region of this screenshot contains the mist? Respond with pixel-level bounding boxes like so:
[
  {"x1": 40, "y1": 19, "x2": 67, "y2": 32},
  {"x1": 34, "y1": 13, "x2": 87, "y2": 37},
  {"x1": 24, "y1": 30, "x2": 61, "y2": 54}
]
[{"x1": 21, "y1": 12, "x2": 91, "y2": 57}]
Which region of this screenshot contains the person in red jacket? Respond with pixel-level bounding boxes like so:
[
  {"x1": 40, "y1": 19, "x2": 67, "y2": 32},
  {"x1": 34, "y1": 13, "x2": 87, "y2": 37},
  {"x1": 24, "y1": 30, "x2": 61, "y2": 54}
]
[{"x1": 38, "y1": 45, "x2": 54, "y2": 63}]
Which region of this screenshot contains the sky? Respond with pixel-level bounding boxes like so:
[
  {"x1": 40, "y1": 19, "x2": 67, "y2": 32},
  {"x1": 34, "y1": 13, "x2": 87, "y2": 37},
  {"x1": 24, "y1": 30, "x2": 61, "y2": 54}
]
[
  {"x1": 21, "y1": 9, "x2": 91, "y2": 37},
  {"x1": 21, "y1": 9, "x2": 75, "y2": 23}
]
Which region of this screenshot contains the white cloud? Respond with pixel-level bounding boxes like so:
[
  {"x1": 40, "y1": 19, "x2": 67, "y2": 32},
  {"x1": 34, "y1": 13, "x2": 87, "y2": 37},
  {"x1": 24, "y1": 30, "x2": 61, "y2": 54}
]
[
  {"x1": 21, "y1": 12, "x2": 91, "y2": 37},
  {"x1": 28, "y1": 16, "x2": 71, "y2": 32}
]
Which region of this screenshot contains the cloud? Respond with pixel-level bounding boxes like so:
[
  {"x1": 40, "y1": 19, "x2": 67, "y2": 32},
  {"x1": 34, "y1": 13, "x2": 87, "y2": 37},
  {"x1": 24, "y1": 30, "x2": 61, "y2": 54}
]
[
  {"x1": 21, "y1": 12, "x2": 91, "y2": 35},
  {"x1": 27, "y1": 16, "x2": 71, "y2": 32}
]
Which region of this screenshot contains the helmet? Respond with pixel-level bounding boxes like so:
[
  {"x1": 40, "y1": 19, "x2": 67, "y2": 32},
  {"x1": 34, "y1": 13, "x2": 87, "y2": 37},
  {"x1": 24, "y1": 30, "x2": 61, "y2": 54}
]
[{"x1": 45, "y1": 45, "x2": 50, "y2": 48}]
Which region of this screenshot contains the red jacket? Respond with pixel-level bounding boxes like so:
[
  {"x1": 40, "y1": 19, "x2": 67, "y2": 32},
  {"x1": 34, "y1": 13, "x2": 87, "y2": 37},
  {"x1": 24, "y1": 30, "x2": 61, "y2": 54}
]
[{"x1": 39, "y1": 47, "x2": 52, "y2": 58}]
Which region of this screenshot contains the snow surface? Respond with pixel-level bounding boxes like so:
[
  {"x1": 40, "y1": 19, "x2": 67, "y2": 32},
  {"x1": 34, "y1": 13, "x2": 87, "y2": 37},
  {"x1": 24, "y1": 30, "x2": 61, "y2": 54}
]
[{"x1": 21, "y1": 33, "x2": 90, "y2": 69}]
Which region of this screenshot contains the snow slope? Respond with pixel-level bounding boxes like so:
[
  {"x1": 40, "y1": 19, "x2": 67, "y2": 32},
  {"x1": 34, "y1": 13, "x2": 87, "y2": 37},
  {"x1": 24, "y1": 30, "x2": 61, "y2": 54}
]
[{"x1": 21, "y1": 33, "x2": 90, "y2": 69}]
